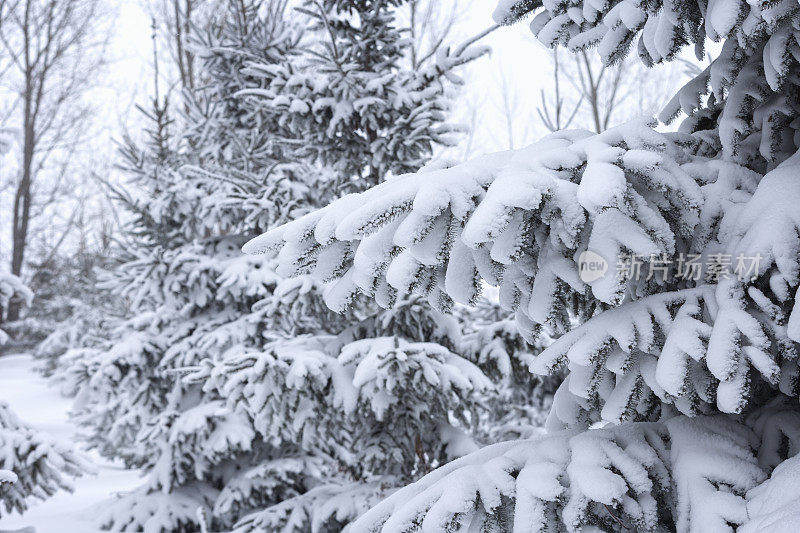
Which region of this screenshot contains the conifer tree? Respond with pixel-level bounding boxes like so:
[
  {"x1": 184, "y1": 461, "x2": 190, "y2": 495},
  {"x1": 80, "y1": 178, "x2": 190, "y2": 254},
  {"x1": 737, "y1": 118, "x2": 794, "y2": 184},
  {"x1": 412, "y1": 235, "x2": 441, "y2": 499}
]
[
  {"x1": 189, "y1": 1, "x2": 498, "y2": 530},
  {"x1": 51, "y1": 1, "x2": 496, "y2": 531},
  {"x1": 54, "y1": 3, "x2": 309, "y2": 529},
  {"x1": 0, "y1": 272, "x2": 31, "y2": 348},
  {"x1": 238, "y1": 0, "x2": 491, "y2": 190},
  {"x1": 0, "y1": 399, "x2": 89, "y2": 518},
  {"x1": 244, "y1": 1, "x2": 800, "y2": 531},
  {"x1": 1, "y1": 269, "x2": 88, "y2": 517}
]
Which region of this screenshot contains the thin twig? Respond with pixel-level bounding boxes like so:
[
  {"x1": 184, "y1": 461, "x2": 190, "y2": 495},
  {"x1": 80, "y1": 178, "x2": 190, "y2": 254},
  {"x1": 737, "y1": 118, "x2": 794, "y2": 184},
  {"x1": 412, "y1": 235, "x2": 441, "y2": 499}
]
[{"x1": 603, "y1": 504, "x2": 631, "y2": 530}]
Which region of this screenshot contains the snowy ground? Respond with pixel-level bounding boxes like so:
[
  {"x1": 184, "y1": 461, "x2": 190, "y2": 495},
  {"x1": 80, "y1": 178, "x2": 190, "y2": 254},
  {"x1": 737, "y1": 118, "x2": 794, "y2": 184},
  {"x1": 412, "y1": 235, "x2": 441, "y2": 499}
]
[{"x1": 0, "y1": 353, "x2": 141, "y2": 533}]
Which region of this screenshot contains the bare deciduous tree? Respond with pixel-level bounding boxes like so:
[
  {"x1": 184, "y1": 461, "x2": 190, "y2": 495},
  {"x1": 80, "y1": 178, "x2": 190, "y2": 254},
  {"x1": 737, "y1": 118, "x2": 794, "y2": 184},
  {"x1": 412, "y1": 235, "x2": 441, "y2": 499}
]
[
  {"x1": 539, "y1": 48, "x2": 683, "y2": 135},
  {"x1": 573, "y1": 50, "x2": 625, "y2": 133},
  {"x1": 0, "y1": 0, "x2": 106, "y2": 320},
  {"x1": 538, "y1": 50, "x2": 627, "y2": 135},
  {"x1": 538, "y1": 49, "x2": 582, "y2": 133},
  {"x1": 405, "y1": 0, "x2": 466, "y2": 70},
  {"x1": 149, "y1": 0, "x2": 223, "y2": 97}
]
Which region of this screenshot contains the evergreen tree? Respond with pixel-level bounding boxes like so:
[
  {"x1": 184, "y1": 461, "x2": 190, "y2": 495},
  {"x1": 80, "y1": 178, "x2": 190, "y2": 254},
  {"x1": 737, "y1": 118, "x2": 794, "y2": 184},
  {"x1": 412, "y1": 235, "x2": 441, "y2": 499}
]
[
  {"x1": 0, "y1": 272, "x2": 31, "y2": 347},
  {"x1": 238, "y1": 0, "x2": 491, "y2": 190},
  {"x1": 0, "y1": 270, "x2": 88, "y2": 517},
  {"x1": 243, "y1": 1, "x2": 800, "y2": 530},
  {"x1": 0, "y1": 398, "x2": 89, "y2": 518},
  {"x1": 57, "y1": 4, "x2": 311, "y2": 529},
  {"x1": 460, "y1": 299, "x2": 559, "y2": 442},
  {"x1": 52, "y1": 1, "x2": 496, "y2": 531},
  {"x1": 0, "y1": 400, "x2": 90, "y2": 518}
]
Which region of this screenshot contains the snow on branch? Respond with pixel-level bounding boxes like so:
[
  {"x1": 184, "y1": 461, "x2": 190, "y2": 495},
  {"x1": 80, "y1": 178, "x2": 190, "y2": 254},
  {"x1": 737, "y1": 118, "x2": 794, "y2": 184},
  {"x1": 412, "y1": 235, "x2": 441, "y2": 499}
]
[
  {"x1": 0, "y1": 402, "x2": 91, "y2": 517},
  {"x1": 244, "y1": 120, "x2": 701, "y2": 327},
  {"x1": 348, "y1": 413, "x2": 786, "y2": 533},
  {"x1": 244, "y1": 122, "x2": 800, "y2": 423}
]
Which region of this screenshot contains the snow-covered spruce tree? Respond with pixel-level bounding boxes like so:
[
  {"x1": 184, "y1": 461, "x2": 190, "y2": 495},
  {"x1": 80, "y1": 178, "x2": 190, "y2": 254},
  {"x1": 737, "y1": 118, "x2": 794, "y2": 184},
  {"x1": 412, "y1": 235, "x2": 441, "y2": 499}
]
[
  {"x1": 180, "y1": 2, "x2": 504, "y2": 531},
  {"x1": 191, "y1": 294, "x2": 491, "y2": 532},
  {"x1": 51, "y1": 1, "x2": 496, "y2": 531},
  {"x1": 53, "y1": 5, "x2": 318, "y2": 530},
  {"x1": 237, "y1": 0, "x2": 492, "y2": 191},
  {"x1": 242, "y1": 1, "x2": 800, "y2": 530},
  {"x1": 0, "y1": 401, "x2": 90, "y2": 518},
  {"x1": 0, "y1": 271, "x2": 89, "y2": 517},
  {"x1": 460, "y1": 299, "x2": 558, "y2": 442}
]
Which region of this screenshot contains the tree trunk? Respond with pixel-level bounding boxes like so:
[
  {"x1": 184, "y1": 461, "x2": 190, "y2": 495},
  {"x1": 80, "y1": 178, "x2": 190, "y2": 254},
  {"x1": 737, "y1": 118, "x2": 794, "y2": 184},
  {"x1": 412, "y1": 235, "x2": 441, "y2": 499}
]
[{"x1": 8, "y1": 74, "x2": 35, "y2": 321}]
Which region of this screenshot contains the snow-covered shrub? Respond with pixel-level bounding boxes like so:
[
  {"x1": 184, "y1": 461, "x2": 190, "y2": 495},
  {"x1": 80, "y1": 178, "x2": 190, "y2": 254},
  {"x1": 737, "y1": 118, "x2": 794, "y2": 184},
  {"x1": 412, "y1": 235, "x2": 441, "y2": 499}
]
[
  {"x1": 0, "y1": 272, "x2": 32, "y2": 347},
  {"x1": 0, "y1": 402, "x2": 89, "y2": 517},
  {"x1": 1, "y1": 271, "x2": 89, "y2": 516},
  {"x1": 241, "y1": 1, "x2": 800, "y2": 530}
]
